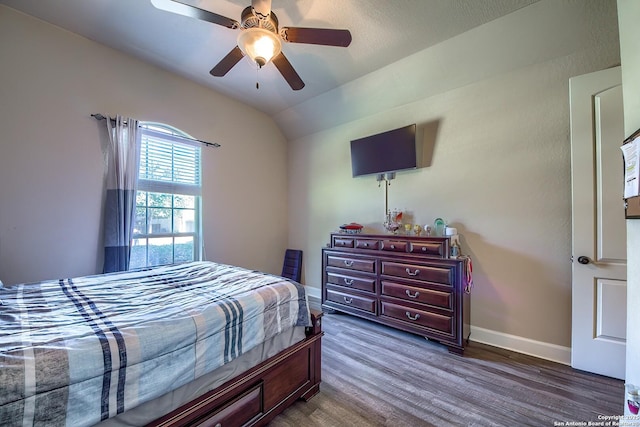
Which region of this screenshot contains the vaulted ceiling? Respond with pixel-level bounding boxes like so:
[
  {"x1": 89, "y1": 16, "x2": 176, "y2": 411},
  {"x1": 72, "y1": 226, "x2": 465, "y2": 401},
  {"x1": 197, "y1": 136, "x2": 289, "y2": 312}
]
[{"x1": 0, "y1": 0, "x2": 538, "y2": 116}]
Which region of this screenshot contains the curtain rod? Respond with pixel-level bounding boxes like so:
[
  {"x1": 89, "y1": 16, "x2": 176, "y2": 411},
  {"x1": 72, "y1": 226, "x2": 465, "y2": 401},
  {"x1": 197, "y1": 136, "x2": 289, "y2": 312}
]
[{"x1": 91, "y1": 114, "x2": 221, "y2": 148}]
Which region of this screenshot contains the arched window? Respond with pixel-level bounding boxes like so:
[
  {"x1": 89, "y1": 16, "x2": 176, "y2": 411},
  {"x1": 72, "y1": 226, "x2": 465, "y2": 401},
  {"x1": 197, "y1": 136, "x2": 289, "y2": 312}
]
[{"x1": 130, "y1": 122, "x2": 202, "y2": 268}]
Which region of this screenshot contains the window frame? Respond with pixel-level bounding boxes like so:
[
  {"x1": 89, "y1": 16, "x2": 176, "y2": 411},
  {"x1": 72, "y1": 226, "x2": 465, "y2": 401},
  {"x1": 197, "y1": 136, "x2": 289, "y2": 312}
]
[{"x1": 130, "y1": 122, "x2": 203, "y2": 269}]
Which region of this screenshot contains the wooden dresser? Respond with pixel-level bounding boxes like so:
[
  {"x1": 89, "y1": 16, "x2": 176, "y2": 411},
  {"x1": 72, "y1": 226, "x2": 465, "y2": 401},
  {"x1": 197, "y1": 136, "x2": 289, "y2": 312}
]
[{"x1": 322, "y1": 232, "x2": 470, "y2": 354}]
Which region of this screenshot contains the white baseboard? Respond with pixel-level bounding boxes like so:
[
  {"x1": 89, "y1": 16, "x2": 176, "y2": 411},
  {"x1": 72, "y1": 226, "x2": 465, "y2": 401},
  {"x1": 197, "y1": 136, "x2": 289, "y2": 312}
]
[
  {"x1": 305, "y1": 286, "x2": 322, "y2": 311},
  {"x1": 470, "y1": 325, "x2": 571, "y2": 365},
  {"x1": 305, "y1": 286, "x2": 321, "y2": 300},
  {"x1": 304, "y1": 286, "x2": 571, "y2": 365}
]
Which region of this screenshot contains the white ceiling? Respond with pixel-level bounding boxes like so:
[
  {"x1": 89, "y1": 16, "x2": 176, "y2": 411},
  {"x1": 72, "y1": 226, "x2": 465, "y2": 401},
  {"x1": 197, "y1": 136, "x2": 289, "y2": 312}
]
[{"x1": 0, "y1": 0, "x2": 538, "y2": 116}]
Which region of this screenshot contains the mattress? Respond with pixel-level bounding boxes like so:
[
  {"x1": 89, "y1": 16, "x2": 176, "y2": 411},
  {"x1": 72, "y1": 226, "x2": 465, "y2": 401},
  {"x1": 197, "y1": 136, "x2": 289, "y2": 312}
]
[{"x1": 0, "y1": 261, "x2": 311, "y2": 427}]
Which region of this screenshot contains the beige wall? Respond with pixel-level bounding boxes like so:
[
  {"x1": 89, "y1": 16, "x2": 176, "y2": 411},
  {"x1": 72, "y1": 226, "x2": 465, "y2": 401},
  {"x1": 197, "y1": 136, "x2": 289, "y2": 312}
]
[
  {"x1": 0, "y1": 6, "x2": 289, "y2": 285},
  {"x1": 287, "y1": 0, "x2": 620, "y2": 358},
  {"x1": 618, "y1": 0, "x2": 640, "y2": 412}
]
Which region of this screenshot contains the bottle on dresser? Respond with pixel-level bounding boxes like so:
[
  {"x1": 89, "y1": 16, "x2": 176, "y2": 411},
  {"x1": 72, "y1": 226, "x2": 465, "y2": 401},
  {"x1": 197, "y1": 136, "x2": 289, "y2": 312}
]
[{"x1": 445, "y1": 226, "x2": 461, "y2": 258}]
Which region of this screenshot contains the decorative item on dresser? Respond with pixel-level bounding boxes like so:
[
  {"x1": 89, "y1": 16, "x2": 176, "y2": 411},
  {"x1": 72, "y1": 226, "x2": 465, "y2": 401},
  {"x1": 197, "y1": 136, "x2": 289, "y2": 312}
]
[{"x1": 322, "y1": 233, "x2": 470, "y2": 354}]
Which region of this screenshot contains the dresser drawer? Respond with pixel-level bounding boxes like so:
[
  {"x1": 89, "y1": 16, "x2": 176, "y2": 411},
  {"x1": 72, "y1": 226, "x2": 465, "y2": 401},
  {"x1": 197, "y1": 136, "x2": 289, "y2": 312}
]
[
  {"x1": 355, "y1": 238, "x2": 380, "y2": 250},
  {"x1": 326, "y1": 288, "x2": 376, "y2": 313},
  {"x1": 333, "y1": 236, "x2": 355, "y2": 248},
  {"x1": 380, "y1": 240, "x2": 408, "y2": 253},
  {"x1": 381, "y1": 261, "x2": 453, "y2": 286},
  {"x1": 195, "y1": 383, "x2": 262, "y2": 427},
  {"x1": 381, "y1": 301, "x2": 453, "y2": 335},
  {"x1": 381, "y1": 281, "x2": 453, "y2": 310},
  {"x1": 409, "y1": 241, "x2": 446, "y2": 257},
  {"x1": 326, "y1": 255, "x2": 376, "y2": 273},
  {"x1": 327, "y1": 272, "x2": 376, "y2": 293}
]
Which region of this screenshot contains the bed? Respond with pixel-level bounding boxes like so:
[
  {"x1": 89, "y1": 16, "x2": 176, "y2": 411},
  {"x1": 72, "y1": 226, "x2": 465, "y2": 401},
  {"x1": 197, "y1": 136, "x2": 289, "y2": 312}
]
[{"x1": 0, "y1": 261, "x2": 323, "y2": 427}]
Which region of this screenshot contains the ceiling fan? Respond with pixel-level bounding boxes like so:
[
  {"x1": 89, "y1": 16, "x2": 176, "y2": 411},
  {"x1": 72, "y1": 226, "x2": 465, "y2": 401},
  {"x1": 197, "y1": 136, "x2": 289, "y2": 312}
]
[{"x1": 151, "y1": 0, "x2": 352, "y2": 90}]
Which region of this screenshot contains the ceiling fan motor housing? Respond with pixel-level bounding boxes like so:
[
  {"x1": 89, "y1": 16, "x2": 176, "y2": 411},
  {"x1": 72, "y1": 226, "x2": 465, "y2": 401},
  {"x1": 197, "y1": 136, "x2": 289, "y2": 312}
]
[{"x1": 241, "y1": 6, "x2": 278, "y2": 33}]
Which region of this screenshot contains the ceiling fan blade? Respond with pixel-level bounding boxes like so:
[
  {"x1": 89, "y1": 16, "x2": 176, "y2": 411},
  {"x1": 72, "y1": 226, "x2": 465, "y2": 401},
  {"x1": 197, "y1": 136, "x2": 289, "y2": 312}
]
[
  {"x1": 151, "y1": 0, "x2": 239, "y2": 29},
  {"x1": 210, "y1": 46, "x2": 244, "y2": 76},
  {"x1": 280, "y1": 27, "x2": 352, "y2": 47},
  {"x1": 251, "y1": 0, "x2": 272, "y2": 20},
  {"x1": 272, "y1": 53, "x2": 305, "y2": 91}
]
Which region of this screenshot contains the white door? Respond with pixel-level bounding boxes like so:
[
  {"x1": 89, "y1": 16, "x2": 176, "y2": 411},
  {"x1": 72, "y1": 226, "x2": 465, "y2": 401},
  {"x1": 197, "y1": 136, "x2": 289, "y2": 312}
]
[{"x1": 570, "y1": 67, "x2": 626, "y2": 380}]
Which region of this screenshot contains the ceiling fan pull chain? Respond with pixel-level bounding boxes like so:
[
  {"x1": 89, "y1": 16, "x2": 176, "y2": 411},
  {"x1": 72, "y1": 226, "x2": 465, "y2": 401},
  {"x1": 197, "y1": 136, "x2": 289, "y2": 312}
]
[{"x1": 256, "y1": 65, "x2": 260, "y2": 90}]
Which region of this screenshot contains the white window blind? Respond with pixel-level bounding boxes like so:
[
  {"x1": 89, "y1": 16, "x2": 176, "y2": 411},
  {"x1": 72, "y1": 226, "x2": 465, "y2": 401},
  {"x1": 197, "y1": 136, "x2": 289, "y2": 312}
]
[{"x1": 138, "y1": 127, "x2": 201, "y2": 196}]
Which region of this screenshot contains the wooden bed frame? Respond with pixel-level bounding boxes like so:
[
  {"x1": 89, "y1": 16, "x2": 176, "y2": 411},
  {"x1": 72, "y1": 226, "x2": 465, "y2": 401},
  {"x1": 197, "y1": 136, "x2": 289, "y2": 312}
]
[{"x1": 148, "y1": 310, "x2": 324, "y2": 427}]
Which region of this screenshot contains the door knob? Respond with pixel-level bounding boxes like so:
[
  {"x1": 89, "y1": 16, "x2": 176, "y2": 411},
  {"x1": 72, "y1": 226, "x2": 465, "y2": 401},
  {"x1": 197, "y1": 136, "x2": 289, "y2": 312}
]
[{"x1": 577, "y1": 256, "x2": 590, "y2": 264}]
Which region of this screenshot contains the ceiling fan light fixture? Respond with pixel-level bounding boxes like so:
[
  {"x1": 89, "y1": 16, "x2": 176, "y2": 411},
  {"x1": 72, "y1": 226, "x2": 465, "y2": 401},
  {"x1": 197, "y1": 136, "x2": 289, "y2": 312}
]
[{"x1": 237, "y1": 28, "x2": 281, "y2": 68}]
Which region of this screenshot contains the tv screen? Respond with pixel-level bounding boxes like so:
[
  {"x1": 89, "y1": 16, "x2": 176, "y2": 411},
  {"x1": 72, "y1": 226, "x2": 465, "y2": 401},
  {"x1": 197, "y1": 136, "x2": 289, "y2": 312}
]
[{"x1": 350, "y1": 124, "x2": 417, "y2": 177}]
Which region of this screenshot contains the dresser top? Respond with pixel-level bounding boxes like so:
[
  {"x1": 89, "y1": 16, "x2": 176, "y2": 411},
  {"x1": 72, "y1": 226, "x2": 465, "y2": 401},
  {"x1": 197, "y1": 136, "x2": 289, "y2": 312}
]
[
  {"x1": 330, "y1": 232, "x2": 449, "y2": 241},
  {"x1": 328, "y1": 232, "x2": 451, "y2": 259}
]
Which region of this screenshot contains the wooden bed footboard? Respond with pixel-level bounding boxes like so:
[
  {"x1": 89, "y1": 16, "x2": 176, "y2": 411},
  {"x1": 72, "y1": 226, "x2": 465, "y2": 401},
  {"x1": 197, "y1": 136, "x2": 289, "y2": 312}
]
[{"x1": 148, "y1": 310, "x2": 324, "y2": 427}]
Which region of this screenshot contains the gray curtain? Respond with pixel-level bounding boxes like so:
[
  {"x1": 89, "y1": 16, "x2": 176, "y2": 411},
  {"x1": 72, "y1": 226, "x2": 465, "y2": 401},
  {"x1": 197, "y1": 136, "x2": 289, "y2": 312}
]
[{"x1": 103, "y1": 115, "x2": 140, "y2": 273}]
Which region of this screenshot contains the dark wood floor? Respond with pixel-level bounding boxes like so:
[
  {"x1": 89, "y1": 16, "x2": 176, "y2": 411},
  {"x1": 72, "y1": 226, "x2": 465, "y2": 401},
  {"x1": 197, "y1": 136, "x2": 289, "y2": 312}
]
[{"x1": 270, "y1": 312, "x2": 624, "y2": 426}]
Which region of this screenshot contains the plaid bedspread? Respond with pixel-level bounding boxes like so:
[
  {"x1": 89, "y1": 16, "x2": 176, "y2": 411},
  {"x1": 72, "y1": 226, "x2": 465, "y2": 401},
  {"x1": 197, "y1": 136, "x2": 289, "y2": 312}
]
[{"x1": 0, "y1": 261, "x2": 310, "y2": 427}]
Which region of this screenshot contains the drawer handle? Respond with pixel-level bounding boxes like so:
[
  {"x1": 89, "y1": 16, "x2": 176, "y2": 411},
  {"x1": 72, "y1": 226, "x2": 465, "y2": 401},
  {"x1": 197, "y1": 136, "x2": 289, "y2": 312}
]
[
  {"x1": 344, "y1": 296, "x2": 353, "y2": 304},
  {"x1": 406, "y1": 268, "x2": 420, "y2": 276},
  {"x1": 363, "y1": 243, "x2": 369, "y2": 247},
  {"x1": 390, "y1": 244, "x2": 395, "y2": 249},
  {"x1": 405, "y1": 289, "x2": 420, "y2": 299},
  {"x1": 344, "y1": 260, "x2": 354, "y2": 267},
  {"x1": 405, "y1": 311, "x2": 420, "y2": 321},
  {"x1": 344, "y1": 278, "x2": 354, "y2": 285},
  {"x1": 422, "y1": 247, "x2": 427, "y2": 252}
]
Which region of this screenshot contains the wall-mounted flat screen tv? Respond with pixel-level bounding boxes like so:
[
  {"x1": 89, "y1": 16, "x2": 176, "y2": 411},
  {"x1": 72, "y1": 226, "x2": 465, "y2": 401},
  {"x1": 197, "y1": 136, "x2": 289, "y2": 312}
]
[{"x1": 350, "y1": 124, "x2": 417, "y2": 177}]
